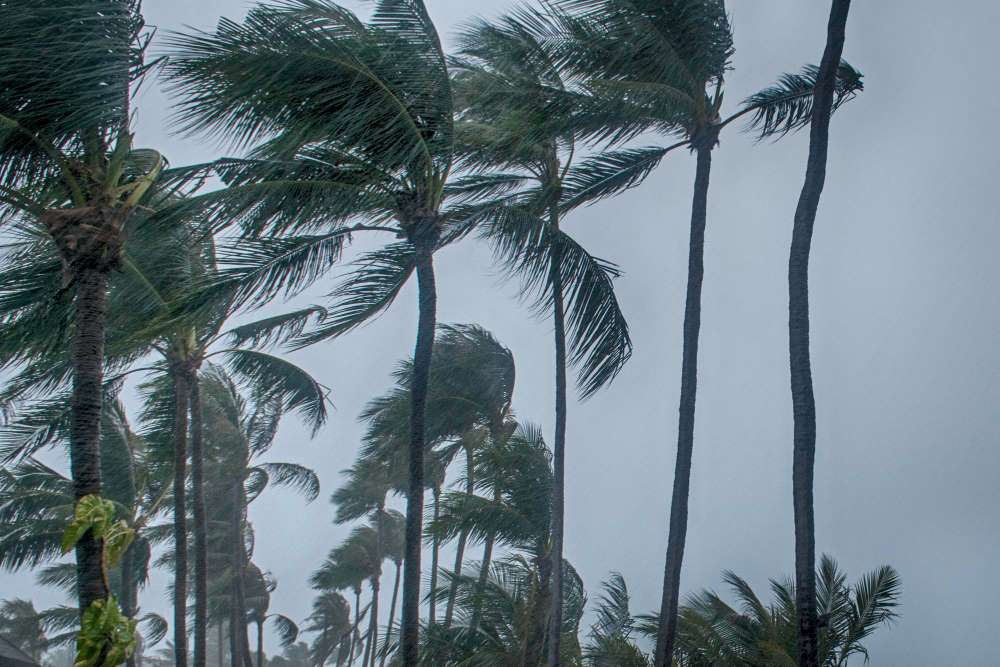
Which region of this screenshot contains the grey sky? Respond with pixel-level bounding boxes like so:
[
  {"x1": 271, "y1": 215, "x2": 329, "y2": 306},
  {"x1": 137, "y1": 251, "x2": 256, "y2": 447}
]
[{"x1": 5, "y1": 1, "x2": 999, "y2": 664}]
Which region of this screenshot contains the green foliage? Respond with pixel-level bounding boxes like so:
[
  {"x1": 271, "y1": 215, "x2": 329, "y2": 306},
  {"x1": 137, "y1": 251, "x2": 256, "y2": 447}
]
[{"x1": 75, "y1": 596, "x2": 137, "y2": 667}]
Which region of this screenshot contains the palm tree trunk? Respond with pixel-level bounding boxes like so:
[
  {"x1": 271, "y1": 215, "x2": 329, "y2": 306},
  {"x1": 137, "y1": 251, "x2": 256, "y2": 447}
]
[
  {"x1": 256, "y1": 619, "x2": 264, "y2": 667},
  {"x1": 654, "y1": 144, "x2": 714, "y2": 667},
  {"x1": 191, "y1": 373, "x2": 209, "y2": 667},
  {"x1": 172, "y1": 368, "x2": 191, "y2": 667},
  {"x1": 231, "y1": 482, "x2": 254, "y2": 667},
  {"x1": 350, "y1": 589, "x2": 361, "y2": 665},
  {"x1": 69, "y1": 267, "x2": 110, "y2": 614},
  {"x1": 444, "y1": 448, "x2": 474, "y2": 627},
  {"x1": 789, "y1": 3, "x2": 852, "y2": 666},
  {"x1": 363, "y1": 579, "x2": 380, "y2": 667},
  {"x1": 229, "y1": 612, "x2": 240, "y2": 667},
  {"x1": 122, "y1": 543, "x2": 137, "y2": 667},
  {"x1": 428, "y1": 485, "x2": 441, "y2": 626},
  {"x1": 546, "y1": 204, "x2": 568, "y2": 667},
  {"x1": 380, "y1": 562, "x2": 401, "y2": 667},
  {"x1": 218, "y1": 622, "x2": 225, "y2": 667},
  {"x1": 401, "y1": 231, "x2": 438, "y2": 666},
  {"x1": 468, "y1": 526, "x2": 496, "y2": 635}
]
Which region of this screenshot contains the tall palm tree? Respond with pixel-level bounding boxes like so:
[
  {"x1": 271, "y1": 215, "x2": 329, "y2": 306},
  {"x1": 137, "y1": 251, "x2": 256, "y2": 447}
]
[
  {"x1": 0, "y1": 0, "x2": 163, "y2": 615},
  {"x1": 164, "y1": 6, "x2": 499, "y2": 660},
  {"x1": 517, "y1": 3, "x2": 864, "y2": 661},
  {"x1": 786, "y1": 3, "x2": 854, "y2": 665},
  {"x1": 449, "y1": 18, "x2": 636, "y2": 659}
]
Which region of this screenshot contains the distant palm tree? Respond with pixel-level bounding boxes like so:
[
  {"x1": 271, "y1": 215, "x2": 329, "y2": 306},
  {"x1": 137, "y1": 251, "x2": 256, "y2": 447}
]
[
  {"x1": 526, "y1": 3, "x2": 863, "y2": 661},
  {"x1": 304, "y1": 592, "x2": 353, "y2": 667},
  {"x1": 0, "y1": 599, "x2": 46, "y2": 662},
  {"x1": 244, "y1": 567, "x2": 299, "y2": 667},
  {"x1": 785, "y1": 3, "x2": 855, "y2": 665},
  {"x1": 0, "y1": 0, "x2": 163, "y2": 617}
]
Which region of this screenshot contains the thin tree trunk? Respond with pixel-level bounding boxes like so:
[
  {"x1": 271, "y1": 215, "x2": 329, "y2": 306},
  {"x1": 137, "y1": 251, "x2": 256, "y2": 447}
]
[
  {"x1": 172, "y1": 368, "x2": 191, "y2": 667},
  {"x1": 69, "y1": 267, "x2": 110, "y2": 614},
  {"x1": 218, "y1": 623, "x2": 225, "y2": 667},
  {"x1": 191, "y1": 374, "x2": 209, "y2": 667},
  {"x1": 400, "y1": 232, "x2": 438, "y2": 666},
  {"x1": 256, "y1": 619, "x2": 264, "y2": 667},
  {"x1": 546, "y1": 204, "x2": 568, "y2": 667},
  {"x1": 231, "y1": 483, "x2": 254, "y2": 667},
  {"x1": 789, "y1": 3, "x2": 852, "y2": 666},
  {"x1": 350, "y1": 589, "x2": 361, "y2": 665},
  {"x1": 654, "y1": 145, "x2": 714, "y2": 667},
  {"x1": 363, "y1": 579, "x2": 380, "y2": 667},
  {"x1": 468, "y1": 525, "x2": 496, "y2": 636},
  {"x1": 122, "y1": 543, "x2": 137, "y2": 667},
  {"x1": 380, "y1": 562, "x2": 401, "y2": 667},
  {"x1": 428, "y1": 486, "x2": 441, "y2": 626},
  {"x1": 444, "y1": 448, "x2": 474, "y2": 627}
]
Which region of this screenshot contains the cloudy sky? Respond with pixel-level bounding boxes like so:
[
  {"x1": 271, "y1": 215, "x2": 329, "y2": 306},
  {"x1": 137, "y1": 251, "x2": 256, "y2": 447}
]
[{"x1": 6, "y1": 1, "x2": 1000, "y2": 664}]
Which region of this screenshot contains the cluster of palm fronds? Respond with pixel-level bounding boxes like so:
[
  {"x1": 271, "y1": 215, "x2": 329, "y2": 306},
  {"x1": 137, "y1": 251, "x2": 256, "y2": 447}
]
[{"x1": 0, "y1": 0, "x2": 873, "y2": 666}]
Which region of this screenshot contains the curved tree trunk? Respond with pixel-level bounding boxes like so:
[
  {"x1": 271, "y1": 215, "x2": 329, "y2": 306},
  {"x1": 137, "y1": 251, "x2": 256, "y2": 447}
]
[
  {"x1": 546, "y1": 204, "x2": 568, "y2": 667},
  {"x1": 428, "y1": 485, "x2": 441, "y2": 626},
  {"x1": 654, "y1": 145, "x2": 713, "y2": 666},
  {"x1": 444, "y1": 448, "x2": 474, "y2": 627},
  {"x1": 69, "y1": 267, "x2": 110, "y2": 614},
  {"x1": 789, "y1": 3, "x2": 852, "y2": 666},
  {"x1": 191, "y1": 373, "x2": 209, "y2": 667},
  {"x1": 172, "y1": 368, "x2": 191, "y2": 667},
  {"x1": 400, "y1": 233, "x2": 438, "y2": 666},
  {"x1": 380, "y1": 562, "x2": 401, "y2": 667}
]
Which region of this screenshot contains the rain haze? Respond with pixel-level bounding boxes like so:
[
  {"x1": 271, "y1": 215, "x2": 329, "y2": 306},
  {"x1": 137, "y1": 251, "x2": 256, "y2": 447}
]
[{"x1": 3, "y1": 1, "x2": 998, "y2": 665}]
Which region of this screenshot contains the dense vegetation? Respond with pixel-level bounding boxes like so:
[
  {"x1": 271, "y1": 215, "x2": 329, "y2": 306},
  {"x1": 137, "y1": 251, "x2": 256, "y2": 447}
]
[{"x1": 0, "y1": 1, "x2": 895, "y2": 666}]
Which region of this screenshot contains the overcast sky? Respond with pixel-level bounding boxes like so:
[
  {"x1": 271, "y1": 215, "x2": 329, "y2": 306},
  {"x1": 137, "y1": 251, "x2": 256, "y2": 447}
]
[{"x1": 5, "y1": 1, "x2": 1000, "y2": 664}]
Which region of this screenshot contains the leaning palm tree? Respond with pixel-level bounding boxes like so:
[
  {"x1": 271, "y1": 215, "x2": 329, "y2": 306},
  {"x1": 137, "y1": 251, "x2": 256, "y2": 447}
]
[
  {"x1": 0, "y1": 0, "x2": 163, "y2": 616},
  {"x1": 450, "y1": 17, "x2": 635, "y2": 656},
  {"x1": 520, "y1": 3, "x2": 863, "y2": 661},
  {"x1": 164, "y1": 6, "x2": 501, "y2": 659},
  {"x1": 304, "y1": 591, "x2": 353, "y2": 667},
  {"x1": 785, "y1": 3, "x2": 855, "y2": 665}
]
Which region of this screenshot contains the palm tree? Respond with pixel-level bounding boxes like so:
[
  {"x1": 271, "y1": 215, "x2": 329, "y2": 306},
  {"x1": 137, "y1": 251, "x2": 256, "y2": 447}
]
[
  {"x1": 304, "y1": 592, "x2": 353, "y2": 667},
  {"x1": 244, "y1": 567, "x2": 299, "y2": 667},
  {"x1": 672, "y1": 556, "x2": 899, "y2": 667},
  {"x1": 583, "y1": 574, "x2": 650, "y2": 667},
  {"x1": 0, "y1": 0, "x2": 163, "y2": 615},
  {"x1": 0, "y1": 599, "x2": 47, "y2": 662},
  {"x1": 517, "y1": 3, "x2": 863, "y2": 661},
  {"x1": 785, "y1": 3, "x2": 855, "y2": 665},
  {"x1": 164, "y1": 6, "x2": 504, "y2": 659},
  {"x1": 449, "y1": 18, "x2": 636, "y2": 658}
]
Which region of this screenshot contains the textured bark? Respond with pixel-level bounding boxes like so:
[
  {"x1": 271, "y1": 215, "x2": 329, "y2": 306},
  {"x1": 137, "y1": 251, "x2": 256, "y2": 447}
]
[
  {"x1": 190, "y1": 373, "x2": 209, "y2": 667},
  {"x1": 789, "y1": 3, "x2": 852, "y2": 666},
  {"x1": 444, "y1": 448, "x2": 474, "y2": 627},
  {"x1": 69, "y1": 267, "x2": 110, "y2": 614},
  {"x1": 400, "y1": 231, "x2": 438, "y2": 666},
  {"x1": 428, "y1": 486, "x2": 441, "y2": 626},
  {"x1": 654, "y1": 145, "x2": 713, "y2": 666},
  {"x1": 380, "y1": 562, "x2": 401, "y2": 667},
  {"x1": 172, "y1": 369, "x2": 191, "y2": 667},
  {"x1": 546, "y1": 204, "x2": 568, "y2": 667}
]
